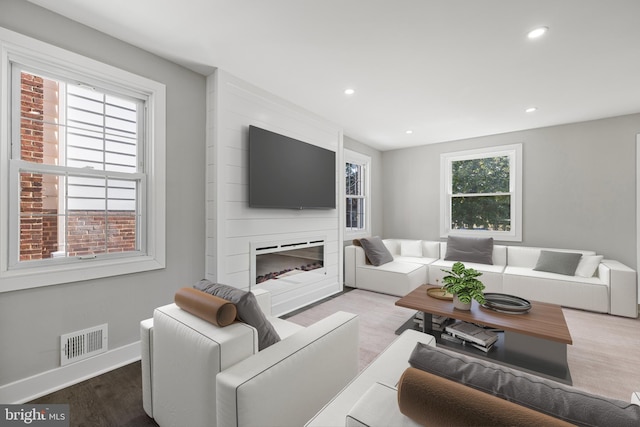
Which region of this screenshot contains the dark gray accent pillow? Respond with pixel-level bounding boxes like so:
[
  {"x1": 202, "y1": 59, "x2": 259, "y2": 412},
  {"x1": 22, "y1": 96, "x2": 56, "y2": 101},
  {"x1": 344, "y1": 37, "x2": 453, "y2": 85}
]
[
  {"x1": 444, "y1": 235, "x2": 494, "y2": 265},
  {"x1": 359, "y1": 236, "x2": 393, "y2": 266},
  {"x1": 409, "y1": 343, "x2": 640, "y2": 427},
  {"x1": 533, "y1": 250, "x2": 582, "y2": 276},
  {"x1": 194, "y1": 280, "x2": 280, "y2": 350}
]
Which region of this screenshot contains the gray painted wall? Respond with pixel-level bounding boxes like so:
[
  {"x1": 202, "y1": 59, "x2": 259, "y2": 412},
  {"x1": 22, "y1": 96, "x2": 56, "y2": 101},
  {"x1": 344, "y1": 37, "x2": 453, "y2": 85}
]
[
  {"x1": 0, "y1": 0, "x2": 207, "y2": 387},
  {"x1": 343, "y1": 136, "x2": 384, "y2": 240},
  {"x1": 382, "y1": 113, "x2": 640, "y2": 270}
]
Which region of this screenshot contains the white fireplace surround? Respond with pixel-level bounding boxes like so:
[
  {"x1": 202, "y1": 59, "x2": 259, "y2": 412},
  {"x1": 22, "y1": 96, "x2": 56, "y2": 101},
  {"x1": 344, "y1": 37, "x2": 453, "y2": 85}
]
[{"x1": 206, "y1": 70, "x2": 343, "y2": 316}]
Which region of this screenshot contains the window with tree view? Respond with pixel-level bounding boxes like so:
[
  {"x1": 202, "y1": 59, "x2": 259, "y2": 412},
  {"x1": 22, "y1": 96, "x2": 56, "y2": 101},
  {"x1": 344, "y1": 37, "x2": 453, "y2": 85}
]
[
  {"x1": 345, "y1": 149, "x2": 370, "y2": 236},
  {"x1": 441, "y1": 145, "x2": 522, "y2": 241}
]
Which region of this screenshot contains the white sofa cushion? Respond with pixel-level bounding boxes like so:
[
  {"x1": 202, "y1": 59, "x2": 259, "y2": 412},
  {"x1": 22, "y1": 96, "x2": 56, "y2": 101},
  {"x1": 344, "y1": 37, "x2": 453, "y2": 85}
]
[
  {"x1": 503, "y1": 268, "x2": 609, "y2": 313},
  {"x1": 504, "y1": 266, "x2": 604, "y2": 285},
  {"x1": 394, "y1": 255, "x2": 438, "y2": 265},
  {"x1": 360, "y1": 261, "x2": 425, "y2": 275},
  {"x1": 400, "y1": 240, "x2": 423, "y2": 257},
  {"x1": 357, "y1": 262, "x2": 428, "y2": 296},
  {"x1": 575, "y1": 255, "x2": 604, "y2": 278},
  {"x1": 382, "y1": 239, "x2": 440, "y2": 259},
  {"x1": 432, "y1": 259, "x2": 507, "y2": 275}
]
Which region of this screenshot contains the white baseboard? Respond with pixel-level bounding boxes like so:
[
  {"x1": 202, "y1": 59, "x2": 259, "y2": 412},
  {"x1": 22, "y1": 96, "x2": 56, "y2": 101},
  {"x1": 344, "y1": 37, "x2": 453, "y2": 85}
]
[{"x1": 0, "y1": 341, "x2": 141, "y2": 404}]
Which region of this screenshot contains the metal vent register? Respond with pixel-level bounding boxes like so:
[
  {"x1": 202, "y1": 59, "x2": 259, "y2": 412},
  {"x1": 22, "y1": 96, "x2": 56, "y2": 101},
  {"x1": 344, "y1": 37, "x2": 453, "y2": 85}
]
[{"x1": 60, "y1": 324, "x2": 108, "y2": 366}]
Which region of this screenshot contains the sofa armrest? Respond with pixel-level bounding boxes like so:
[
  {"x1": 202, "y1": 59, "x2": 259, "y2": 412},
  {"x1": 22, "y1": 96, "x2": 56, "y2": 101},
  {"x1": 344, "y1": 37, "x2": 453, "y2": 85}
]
[
  {"x1": 346, "y1": 382, "x2": 421, "y2": 427},
  {"x1": 345, "y1": 245, "x2": 357, "y2": 287},
  {"x1": 352, "y1": 244, "x2": 367, "y2": 266},
  {"x1": 216, "y1": 311, "x2": 359, "y2": 427},
  {"x1": 139, "y1": 318, "x2": 154, "y2": 418},
  {"x1": 599, "y1": 260, "x2": 638, "y2": 318}
]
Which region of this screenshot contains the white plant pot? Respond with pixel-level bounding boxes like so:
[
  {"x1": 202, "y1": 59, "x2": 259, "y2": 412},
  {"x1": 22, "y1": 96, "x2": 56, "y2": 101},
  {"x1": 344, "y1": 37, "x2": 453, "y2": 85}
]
[{"x1": 453, "y1": 294, "x2": 471, "y2": 310}]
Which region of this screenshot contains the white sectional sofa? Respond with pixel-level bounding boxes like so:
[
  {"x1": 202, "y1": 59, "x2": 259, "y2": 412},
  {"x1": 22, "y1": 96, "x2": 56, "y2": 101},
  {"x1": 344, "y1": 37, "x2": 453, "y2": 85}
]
[{"x1": 345, "y1": 237, "x2": 638, "y2": 318}]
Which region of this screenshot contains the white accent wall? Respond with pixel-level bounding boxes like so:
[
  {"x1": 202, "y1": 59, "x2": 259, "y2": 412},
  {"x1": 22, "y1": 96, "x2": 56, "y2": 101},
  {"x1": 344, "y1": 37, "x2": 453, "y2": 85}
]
[{"x1": 206, "y1": 70, "x2": 343, "y2": 315}]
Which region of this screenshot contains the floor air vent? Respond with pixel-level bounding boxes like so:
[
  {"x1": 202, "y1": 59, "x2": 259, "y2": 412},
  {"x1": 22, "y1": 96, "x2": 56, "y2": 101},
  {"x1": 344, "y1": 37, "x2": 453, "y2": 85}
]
[{"x1": 60, "y1": 324, "x2": 108, "y2": 366}]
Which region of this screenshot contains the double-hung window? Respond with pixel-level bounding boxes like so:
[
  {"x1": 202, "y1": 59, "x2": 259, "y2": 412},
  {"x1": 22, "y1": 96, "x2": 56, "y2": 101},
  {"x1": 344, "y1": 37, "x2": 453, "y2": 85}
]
[
  {"x1": 440, "y1": 144, "x2": 522, "y2": 241},
  {"x1": 0, "y1": 28, "x2": 166, "y2": 292},
  {"x1": 345, "y1": 149, "x2": 370, "y2": 237}
]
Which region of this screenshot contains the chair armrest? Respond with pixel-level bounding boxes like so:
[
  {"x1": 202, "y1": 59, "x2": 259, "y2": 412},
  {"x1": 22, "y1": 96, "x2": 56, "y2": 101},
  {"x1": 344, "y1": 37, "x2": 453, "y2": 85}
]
[
  {"x1": 139, "y1": 318, "x2": 154, "y2": 418},
  {"x1": 216, "y1": 311, "x2": 359, "y2": 427},
  {"x1": 152, "y1": 303, "x2": 258, "y2": 427},
  {"x1": 599, "y1": 260, "x2": 638, "y2": 318},
  {"x1": 251, "y1": 288, "x2": 272, "y2": 316}
]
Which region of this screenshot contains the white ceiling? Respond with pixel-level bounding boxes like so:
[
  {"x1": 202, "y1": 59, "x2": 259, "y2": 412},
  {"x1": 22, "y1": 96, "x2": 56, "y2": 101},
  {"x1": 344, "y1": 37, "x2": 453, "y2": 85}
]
[{"x1": 27, "y1": 0, "x2": 640, "y2": 151}]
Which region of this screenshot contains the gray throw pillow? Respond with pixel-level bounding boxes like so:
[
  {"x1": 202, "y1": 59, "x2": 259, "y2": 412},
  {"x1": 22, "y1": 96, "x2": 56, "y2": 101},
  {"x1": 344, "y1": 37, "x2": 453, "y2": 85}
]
[
  {"x1": 409, "y1": 343, "x2": 640, "y2": 427},
  {"x1": 359, "y1": 236, "x2": 393, "y2": 266},
  {"x1": 444, "y1": 235, "x2": 494, "y2": 265},
  {"x1": 194, "y1": 280, "x2": 281, "y2": 350},
  {"x1": 533, "y1": 250, "x2": 582, "y2": 276}
]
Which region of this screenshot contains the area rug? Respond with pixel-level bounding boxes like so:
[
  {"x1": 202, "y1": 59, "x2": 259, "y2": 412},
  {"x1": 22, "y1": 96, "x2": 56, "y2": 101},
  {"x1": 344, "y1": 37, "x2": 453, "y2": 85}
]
[
  {"x1": 285, "y1": 289, "x2": 416, "y2": 370},
  {"x1": 286, "y1": 289, "x2": 640, "y2": 402}
]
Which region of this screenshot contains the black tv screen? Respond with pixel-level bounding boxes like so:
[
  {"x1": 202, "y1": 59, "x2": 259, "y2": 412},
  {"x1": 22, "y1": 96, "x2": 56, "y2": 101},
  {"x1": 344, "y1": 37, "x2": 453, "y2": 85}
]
[{"x1": 249, "y1": 125, "x2": 336, "y2": 209}]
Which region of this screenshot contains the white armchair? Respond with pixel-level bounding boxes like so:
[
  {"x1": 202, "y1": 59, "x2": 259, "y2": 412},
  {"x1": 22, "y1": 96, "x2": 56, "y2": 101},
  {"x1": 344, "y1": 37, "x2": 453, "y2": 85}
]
[
  {"x1": 140, "y1": 288, "x2": 301, "y2": 426},
  {"x1": 140, "y1": 288, "x2": 359, "y2": 427}
]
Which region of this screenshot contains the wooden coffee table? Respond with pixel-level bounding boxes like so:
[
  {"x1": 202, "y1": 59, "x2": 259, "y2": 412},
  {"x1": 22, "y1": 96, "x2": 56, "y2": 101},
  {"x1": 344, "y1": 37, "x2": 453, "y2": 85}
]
[{"x1": 396, "y1": 284, "x2": 573, "y2": 384}]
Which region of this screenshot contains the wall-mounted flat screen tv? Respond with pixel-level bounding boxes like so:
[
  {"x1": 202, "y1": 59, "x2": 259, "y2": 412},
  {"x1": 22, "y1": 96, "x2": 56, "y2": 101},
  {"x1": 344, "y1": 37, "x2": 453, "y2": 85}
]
[{"x1": 249, "y1": 125, "x2": 336, "y2": 209}]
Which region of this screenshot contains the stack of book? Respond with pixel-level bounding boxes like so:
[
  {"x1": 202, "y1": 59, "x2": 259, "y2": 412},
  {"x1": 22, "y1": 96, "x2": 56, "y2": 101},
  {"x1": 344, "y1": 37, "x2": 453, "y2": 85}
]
[
  {"x1": 413, "y1": 313, "x2": 453, "y2": 331},
  {"x1": 442, "y1": 321, "x2": 499, "y2": 352}
]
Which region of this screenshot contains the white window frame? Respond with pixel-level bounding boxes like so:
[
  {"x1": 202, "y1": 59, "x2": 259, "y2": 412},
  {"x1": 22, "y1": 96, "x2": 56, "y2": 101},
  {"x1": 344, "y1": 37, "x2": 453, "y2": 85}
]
[
  {"x1": 440, "y1": 144, "x2": 522, "y2": 242},
  {"x1": 345, "y1": 149, "x2": 371, "y2": 238},
  {"x1": 0, "y1": 28, "x2": 166, "y2": 292}
]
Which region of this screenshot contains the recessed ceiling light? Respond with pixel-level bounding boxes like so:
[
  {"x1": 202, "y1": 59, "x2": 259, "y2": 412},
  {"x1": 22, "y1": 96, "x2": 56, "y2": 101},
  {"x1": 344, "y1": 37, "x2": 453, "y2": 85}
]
[
  {"x1": 527, "y1": 26, "x2": 548, "y2": 39},
  {"x1": 405, "y1": 130, "x2": 413, "y2": 135},
  {"x1": 344, "y1": 88, "x2": 355, "y2": 95},
  {"x1": 525, "y1": 107, "x2": 538, "y2": 113}
]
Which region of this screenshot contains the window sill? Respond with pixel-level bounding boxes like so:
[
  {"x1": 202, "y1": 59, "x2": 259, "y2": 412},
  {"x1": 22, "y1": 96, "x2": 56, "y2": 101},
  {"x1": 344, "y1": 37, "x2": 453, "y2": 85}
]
[
  {"x1": 345, "y1": 230, "x2": 370, "y2": 241},
  {"x1": 0, "y1": 255, "x2": 165, "y2": 293}
]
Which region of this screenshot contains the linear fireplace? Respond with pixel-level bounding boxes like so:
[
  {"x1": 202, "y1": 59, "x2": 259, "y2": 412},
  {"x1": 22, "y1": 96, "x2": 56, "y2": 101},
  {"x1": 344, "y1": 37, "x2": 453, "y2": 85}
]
[{"x1": 251, "y1": 238, "x2": 326, "y2": 288}]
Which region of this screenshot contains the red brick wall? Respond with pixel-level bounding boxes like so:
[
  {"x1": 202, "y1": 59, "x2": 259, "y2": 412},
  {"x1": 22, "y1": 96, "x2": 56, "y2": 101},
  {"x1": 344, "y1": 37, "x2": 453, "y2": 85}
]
[
  {"x1": 20, "y1": 73, "x2": 45, "y2": 261},
  {"x1": 66, "y1": 212, "x2": 136, "y2": 256}
]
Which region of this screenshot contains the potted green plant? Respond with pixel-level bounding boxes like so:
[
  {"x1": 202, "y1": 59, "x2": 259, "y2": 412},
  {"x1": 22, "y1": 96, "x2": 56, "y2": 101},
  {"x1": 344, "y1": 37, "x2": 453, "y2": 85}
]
[{"x1": 441, "y1": 262, "x2": 486, "y2": 310}]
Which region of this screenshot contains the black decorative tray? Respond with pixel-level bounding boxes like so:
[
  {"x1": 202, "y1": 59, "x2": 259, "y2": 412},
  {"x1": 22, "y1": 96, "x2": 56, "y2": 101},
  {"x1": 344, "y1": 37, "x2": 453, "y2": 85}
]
[{"x1": 481, "y1": 293, "x2": 532, "y2": 314}]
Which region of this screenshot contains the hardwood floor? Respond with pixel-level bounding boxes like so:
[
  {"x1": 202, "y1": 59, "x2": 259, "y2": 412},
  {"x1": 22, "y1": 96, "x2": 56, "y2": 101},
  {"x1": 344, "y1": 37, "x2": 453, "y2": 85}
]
[{"x1": 29, "y1": 361, "x2": 157, "y2": 427}]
